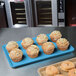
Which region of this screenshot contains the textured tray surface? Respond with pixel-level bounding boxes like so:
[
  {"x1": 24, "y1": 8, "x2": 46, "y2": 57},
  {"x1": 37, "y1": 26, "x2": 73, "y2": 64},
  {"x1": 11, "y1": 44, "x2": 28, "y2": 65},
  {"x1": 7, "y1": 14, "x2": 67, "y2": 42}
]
[{"x1": 2, "y1": 34, "x2": 74, "y2": 68}]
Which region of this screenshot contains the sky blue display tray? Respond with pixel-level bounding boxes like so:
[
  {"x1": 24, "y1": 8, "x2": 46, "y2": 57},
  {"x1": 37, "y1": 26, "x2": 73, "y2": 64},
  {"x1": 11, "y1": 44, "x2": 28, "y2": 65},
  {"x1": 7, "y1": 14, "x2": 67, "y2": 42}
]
[{"x1": 2, "y1": 34, "x2": 74, "y2": 68}]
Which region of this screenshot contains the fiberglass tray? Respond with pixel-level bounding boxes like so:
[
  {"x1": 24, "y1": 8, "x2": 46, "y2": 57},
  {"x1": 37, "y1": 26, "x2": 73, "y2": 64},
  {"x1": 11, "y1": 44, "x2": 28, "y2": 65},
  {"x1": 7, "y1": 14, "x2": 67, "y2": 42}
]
[{"x1": 2, "y1": 34, "x2": 74, "y2": 68}]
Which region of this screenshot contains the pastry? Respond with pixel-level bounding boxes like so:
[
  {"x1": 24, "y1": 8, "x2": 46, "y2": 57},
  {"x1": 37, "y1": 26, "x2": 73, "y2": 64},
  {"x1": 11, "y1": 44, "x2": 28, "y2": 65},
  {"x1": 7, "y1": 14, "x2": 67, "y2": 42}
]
[
  {"x1": 36, "y1": 34, "x2": 48, "y2": 45},
  {"x1": 68, "y1": 69, "x2": 76, "y2": 76},
  {"x1": 9, "y1": 48, "x2": 23, "y2": 62},
  {"x1": 46, "y1": 65, "x2": 59, "y2": 76},
  {"x1": 60, "y1": 61, "x2": 75, "y2": 72},
  {"x1": 6, "y1": 41, "x2": 18, "y2": 53},
  {"x1": 26, "y1": 45, "x2": 39, "y2": 58},
  {"x1": 21, "y1": 37, "x2": 34, "y2": 49},
  {"x1": 56, "y1": 38, "x2": 69, "y2": 51},
  {"x1": 54, "y1": 74, "x2": 64, "y2": 76},
  {"x1": 50, "y1": 30, "x2": 62, "y2": 42},
  {"x1": 42, "y1": 42, "x2": 55, "y2": 55}
]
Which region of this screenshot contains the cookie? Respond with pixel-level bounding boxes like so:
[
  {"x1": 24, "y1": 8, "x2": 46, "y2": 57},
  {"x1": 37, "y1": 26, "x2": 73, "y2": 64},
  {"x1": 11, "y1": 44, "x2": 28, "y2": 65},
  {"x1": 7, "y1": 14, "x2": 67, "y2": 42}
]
[
  {"x1": 68, "y1": 69, "x2": 76, "y2": 76},
  {"x1": 60, "y1": 61, "x2": 75, "y2": 72},
  {"x1": 46, "y1": 65, "x2": 59, "y2": 76}
]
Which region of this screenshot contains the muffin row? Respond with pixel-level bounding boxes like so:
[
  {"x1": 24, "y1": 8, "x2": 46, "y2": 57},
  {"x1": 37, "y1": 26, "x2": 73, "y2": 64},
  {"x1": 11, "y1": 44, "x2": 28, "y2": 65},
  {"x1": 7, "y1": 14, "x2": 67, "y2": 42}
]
[
  {"x1": 6, "y1": 30, "x2": 70, "y2": 52},
  {"x1": 45, "y1": 60, "x2": 76, "y2": 76},
  {"x1": 6, "y1": 42, "x2": 55, "y2": 62},
  {"x1": 6, "y1": 30, "x2": 70, "y2": 62}
]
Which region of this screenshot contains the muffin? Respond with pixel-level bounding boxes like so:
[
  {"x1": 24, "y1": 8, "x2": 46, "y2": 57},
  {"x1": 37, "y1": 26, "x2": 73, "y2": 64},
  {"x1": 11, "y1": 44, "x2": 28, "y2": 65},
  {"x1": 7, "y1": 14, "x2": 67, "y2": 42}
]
[
  {"x1": 46, "y1": 65, "x2": 59, "y2": 76},
  {"x1": 36, "y1": 34, "x2": 48, "y2": 45},
  {"x1": 60, "y1": 61, "x2": 75, "y2": 72},
  {"x1": 9, "y1": 48, "x2": 23, "y2": 62},
  {"x1": 21, "y1": 37, "x2": 34, "y2": 49},
  {"x1": 56, "y1": 38, "x2": 69, "y2": 51},
  {"x1": 42, "y1": 42, "x2": 55, "y2": 55},
  {"x1": 68, "y1": 69, "x2": 76, "y2": 76},
  {"x1": 54, "y1": 74, "x2": 64, "y2": 76},
  {"x1": 26, "y1": 45, "x2": 39, "y2": 58},
  {"x1": 50, "y1": 30, "x2": 62, "y2": 42},
  {"x1": 6, "y1": 41, "x2": 18, "y2": 53}
]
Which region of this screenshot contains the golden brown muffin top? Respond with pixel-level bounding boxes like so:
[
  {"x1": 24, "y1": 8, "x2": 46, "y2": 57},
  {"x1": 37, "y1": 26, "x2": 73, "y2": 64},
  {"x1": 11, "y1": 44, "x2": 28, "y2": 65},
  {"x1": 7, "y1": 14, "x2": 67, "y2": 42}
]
[
  {"x1": 50, "y1": 30, "x2": 62, "y2": 39},
  {"x1": 42, "y1": 42, "x2": 55, "y2": 51},
  {"x1": 36, "y1": 34, "x2": 48, "y2": 43},
  {"x1": 56, "y1": 38, "x2": 69, "y2": 47},
  {"x1": 9, "y1": 48, "x2": 23, "y2": 59},
  {"x1": 26, "y1": 45, "x2": 39, "y2": 55},
  {"x1": 6, "y1": 41, "x2": 18, "y2": 49},
  {"x1": 22, "y1": 37, "x2": 34, "y2": 46}
]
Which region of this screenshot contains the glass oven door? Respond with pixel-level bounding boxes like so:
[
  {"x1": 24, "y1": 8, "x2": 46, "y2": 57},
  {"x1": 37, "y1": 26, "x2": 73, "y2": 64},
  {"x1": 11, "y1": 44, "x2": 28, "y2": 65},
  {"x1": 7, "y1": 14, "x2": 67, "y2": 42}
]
[
  {"x1": 33, "y1": 0, "x2": 58, "y2": 27},
  {"x1": 4, "y1": 0, "x2": 28, "y2": 28}
]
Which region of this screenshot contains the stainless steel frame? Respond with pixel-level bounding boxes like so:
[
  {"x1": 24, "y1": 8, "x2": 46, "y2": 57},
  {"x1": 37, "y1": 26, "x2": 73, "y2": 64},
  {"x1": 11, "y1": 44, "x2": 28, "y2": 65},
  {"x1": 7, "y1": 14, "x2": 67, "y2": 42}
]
[
  {"x1": 24, "y1": 0, "x2": 34, "y2": 27},
  {"x1": 5, "y1": 0, "x2": 13, "y2": 28},
  {"x1": 33, "y1": 0, "x2": 58, "y2": 27},
  {"x1": 4, "y1": 0, "x2": 28, "y2": 28},
  {"x1": 52, "y1": 0, "x2": 58, "y2": 26}
]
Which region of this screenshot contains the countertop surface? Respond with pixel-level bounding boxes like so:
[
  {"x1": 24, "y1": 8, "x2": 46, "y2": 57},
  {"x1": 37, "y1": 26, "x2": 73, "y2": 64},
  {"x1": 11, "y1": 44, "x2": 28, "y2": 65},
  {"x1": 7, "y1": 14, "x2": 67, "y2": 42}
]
[{"x1": 0, "y1": 27, "x2": 76, "y2": 76}]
